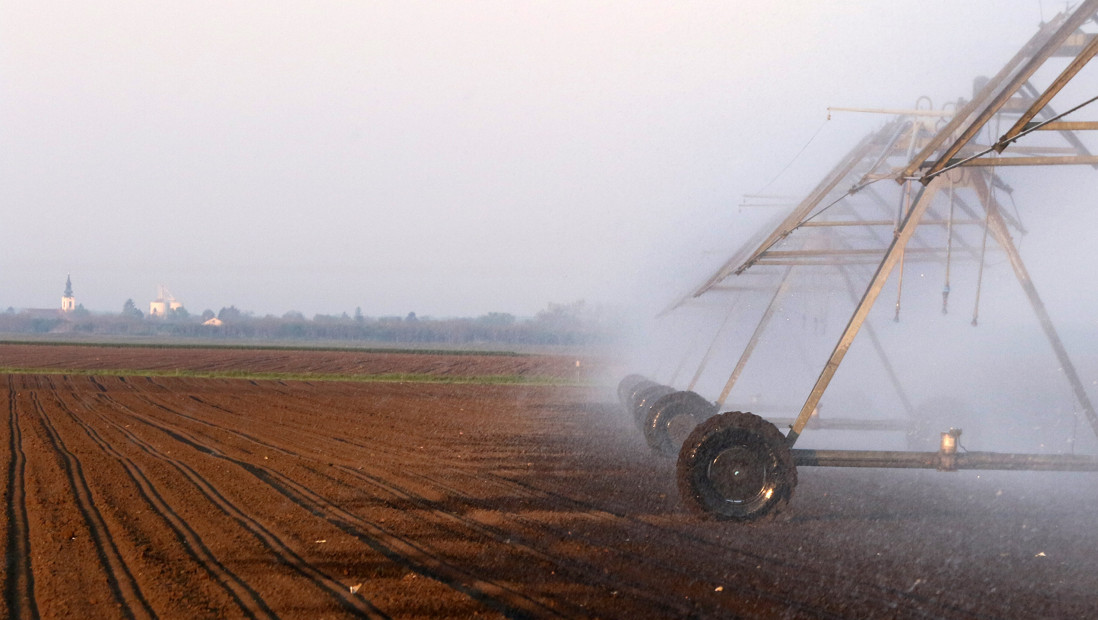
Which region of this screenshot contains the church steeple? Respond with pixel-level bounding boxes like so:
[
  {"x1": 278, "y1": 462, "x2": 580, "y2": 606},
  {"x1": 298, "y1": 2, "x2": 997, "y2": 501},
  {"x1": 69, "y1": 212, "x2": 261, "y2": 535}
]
[{"x1": 61, "y1": 275, "x2": 75, "y2": 312}]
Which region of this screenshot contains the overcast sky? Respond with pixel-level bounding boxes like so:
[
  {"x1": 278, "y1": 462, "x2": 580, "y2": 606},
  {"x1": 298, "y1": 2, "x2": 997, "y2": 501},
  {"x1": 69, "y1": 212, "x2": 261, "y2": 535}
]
[{"x1": 0, "y1": 1, "x2": 1089, "y2": 318}]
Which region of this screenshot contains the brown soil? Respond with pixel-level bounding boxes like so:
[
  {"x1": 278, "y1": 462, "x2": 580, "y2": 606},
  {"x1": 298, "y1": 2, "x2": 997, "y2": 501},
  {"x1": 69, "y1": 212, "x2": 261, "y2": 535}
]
[
  {"x1": 2, "y1": 343, "x2": 1096, "y2": 618},
  {"x1": 0, "y1": 343, "x2": 592, "y2": 379}
]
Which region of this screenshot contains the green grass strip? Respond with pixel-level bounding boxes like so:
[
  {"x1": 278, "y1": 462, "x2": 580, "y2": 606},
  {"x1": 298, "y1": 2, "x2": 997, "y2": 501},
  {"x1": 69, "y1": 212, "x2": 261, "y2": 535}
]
[
  {"x1": 0, "y1": 339, "x2": 529, "y2": 357},
  {"x1": 0, "y1": 366, "x2": 585, "y2": 386}
]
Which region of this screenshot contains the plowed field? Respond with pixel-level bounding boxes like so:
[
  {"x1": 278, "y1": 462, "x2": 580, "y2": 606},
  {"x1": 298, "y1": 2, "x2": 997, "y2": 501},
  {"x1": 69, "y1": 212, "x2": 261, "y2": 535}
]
[{"x1": 2, "y1": 343, "x2": 1096, "y2": 618}]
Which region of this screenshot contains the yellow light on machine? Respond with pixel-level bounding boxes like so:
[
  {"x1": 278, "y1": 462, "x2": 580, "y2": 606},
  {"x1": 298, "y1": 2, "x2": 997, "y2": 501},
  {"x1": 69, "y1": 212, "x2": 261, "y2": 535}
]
[
  {"x1": 938, "y1": 428, "x2": 962, "y2": 472},
  {"x1": 940, "y1": 429, "x2": 958, "y2": 454}
]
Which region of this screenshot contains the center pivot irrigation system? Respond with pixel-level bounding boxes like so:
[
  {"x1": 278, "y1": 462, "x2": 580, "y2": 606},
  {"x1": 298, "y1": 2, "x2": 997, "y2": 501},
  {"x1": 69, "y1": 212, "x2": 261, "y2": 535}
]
[{"x1": 621, "y1": 2, "x2": 1098, "y2": 521}]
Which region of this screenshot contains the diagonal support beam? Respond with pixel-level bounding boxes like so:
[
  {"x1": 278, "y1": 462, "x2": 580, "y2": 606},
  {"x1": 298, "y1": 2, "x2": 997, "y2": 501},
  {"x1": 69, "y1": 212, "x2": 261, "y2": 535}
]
[
  {"x1": 899, "y1": 16, "x2": 1067, "y2": 181},
  {"x1": 971, "y1": 175, "x2": 1098, "y2": 439},
  {"x1": 920, "y1": 0, "x2": 1098, "y2": 181},
  {"x1": 1020, "y1": 81, "x2": 1097, "y2": 165},
  {"x1": 995, "y1": 33, "x2": 1098, "y2": 151},
  {"x1": 685, "y1": 301, "x2": 742, "y2": 391},
  {"x1": 715, "y1": 266, "x2": 795, "y2": 407},
  {"x1": 836, "y1": 266, "x2": 916, "y2": 419},
  {"x1": 727, "y1": 120, "x2": 908, "y2": 278}
]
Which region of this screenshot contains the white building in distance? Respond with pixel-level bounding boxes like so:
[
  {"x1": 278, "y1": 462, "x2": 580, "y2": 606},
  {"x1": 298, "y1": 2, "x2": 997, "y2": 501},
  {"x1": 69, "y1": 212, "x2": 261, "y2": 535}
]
[
  {"x1": 61, "y1": 275, "x2": 75, "y2": 312},
  {"x1": 149, "y1": 284, "x2": 184, "y2": 318}
]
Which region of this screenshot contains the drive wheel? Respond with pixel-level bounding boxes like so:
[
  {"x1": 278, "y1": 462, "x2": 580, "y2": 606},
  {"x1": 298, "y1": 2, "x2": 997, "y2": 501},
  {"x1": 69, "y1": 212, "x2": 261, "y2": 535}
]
[
  {"x1": 644, "y1": 391, "x2": 716, "y2": 457},
  {"x1": 624, "y1": 380, "x2": 659, "y2": 413},
  {"x1": 632, "y1": 384, "x2": 676, "y2": 430},
  {"x1": 617, "y1": 374, "x2": 649, "y2": 409},
  {"x1": 676, "y1": 411, "x2": 797, "y2": 521}
]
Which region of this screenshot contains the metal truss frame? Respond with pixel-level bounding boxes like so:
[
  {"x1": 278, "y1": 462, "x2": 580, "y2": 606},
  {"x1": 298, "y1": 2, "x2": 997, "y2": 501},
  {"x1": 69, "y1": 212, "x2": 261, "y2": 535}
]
[{"x1": 678, "y1": 1, "x2": 1098, "y2": 472}]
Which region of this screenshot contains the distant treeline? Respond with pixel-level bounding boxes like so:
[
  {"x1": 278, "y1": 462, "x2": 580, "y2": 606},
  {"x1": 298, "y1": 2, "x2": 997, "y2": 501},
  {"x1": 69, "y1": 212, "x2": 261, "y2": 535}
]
[{"x1": 0, "y1": 301, "x2": 622, "y2": 347}]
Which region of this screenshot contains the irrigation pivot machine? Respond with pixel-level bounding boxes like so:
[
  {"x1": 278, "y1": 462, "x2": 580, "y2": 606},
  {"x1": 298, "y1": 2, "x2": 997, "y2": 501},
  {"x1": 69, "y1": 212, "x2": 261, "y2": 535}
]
[{"x1": 622, "y1": 2, "x2": 1098, "y2": 521}]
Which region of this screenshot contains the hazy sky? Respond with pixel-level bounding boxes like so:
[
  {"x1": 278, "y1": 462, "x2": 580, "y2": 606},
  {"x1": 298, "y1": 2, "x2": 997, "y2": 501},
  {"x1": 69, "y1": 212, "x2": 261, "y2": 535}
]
[{"x1": 0, "y1": 1, "x2": 1087, "y2": 318}]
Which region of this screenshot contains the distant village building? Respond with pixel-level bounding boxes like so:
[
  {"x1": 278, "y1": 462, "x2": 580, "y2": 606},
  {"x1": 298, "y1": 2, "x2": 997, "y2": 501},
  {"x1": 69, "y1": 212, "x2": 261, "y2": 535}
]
[
  {"x1": 18, "y1": 275, "x2": 77, "y2": 325},
  {"x1": 61, "y1": 275, "x2": 75, "y2": 313},
  {"x1": 149, "y1": 284, "x2": 184, "y2": 318},
  {"x1": 202, "y1": 317, "x2": 223, "y2": 326}
]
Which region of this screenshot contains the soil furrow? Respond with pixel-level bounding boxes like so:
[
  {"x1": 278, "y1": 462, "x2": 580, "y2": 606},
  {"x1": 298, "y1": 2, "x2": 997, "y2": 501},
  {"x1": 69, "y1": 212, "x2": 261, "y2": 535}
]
[
  {"x1": 265, "y1": 396, "x2": 975, "y2": 620},
  {"x1": 482, "y1": 469, "x2": 1011, "y2": 620},
  {"x1": 48, "y1": 391, "x2": 279, "y2": 620},
  {"x1": 119, "y1": 384, "x2": 813, "y2": 617},
  {"x1": 126, "y1": 386, "x2": 683, "y2": 616},
  {"x1": 130, "y1": 381, "x2": 960, "y2": 618},
  {"x1": 3, "y1": 376, "x2": 38, "y2": 620},
  {"x1": 1, "y1": 348, "x2": 1090, "y2": 620},
  {"x1": 315, "y1": 444, "x2": 832, "y2": 619},
  {"x1": 86, "y1": 395, "x2": 388, "y2": 619},
  {"x1": 27, "y1": 391, "x2": 156, "y2": 620},
  {"x1": 106, "y1": 392, "x2": 562, "y2": 619},
  {"x1": 330, "y1": 463, "x2": 732, "y2": 618}
]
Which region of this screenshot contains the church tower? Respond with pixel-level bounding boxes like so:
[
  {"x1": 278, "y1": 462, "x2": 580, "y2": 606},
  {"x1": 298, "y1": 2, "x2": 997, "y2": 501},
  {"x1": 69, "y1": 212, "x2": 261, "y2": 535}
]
[{"x1": 61, "y1": 275, "x2": 75, "y2": 312}]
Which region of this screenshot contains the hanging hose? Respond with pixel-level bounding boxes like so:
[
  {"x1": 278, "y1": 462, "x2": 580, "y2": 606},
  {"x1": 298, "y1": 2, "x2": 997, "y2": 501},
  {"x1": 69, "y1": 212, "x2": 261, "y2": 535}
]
[
  {"x1": 972, "y1": 186, "x2": 993, "y2": 327},
  {"x1": 1071, "y1": 403, "x2": 1079, "y2": 456},
  {"x1": 894, "y1": 252, "x2": 905, "y2": 322},
  {"x1": 972, "y1": 117, "x2": 1004, "y2": 326},
  {"x1": 892, "y1": 117, "x2": 926, "y2": 324},
  {"x1": 942, "y1": 176, "x2": 955, "y2": 314},
  {"x1": 894, "y1": 179, "x2": 913, "y2": 322}
]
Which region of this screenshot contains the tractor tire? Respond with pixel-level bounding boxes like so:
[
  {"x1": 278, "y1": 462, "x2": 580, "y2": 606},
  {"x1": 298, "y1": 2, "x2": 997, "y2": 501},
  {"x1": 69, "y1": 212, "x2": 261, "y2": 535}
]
[
  {"x1": 644, "y1": 391, "x2": 717, "y2": 457},
  {"x1": 617, "y1": 374, "x2": 650, "y2": 409},
  {"x1": 624, "y1": 380, "x2": 660, "y2": 414},
  {"x1": 632, "y1": 384, "x2": 676, "y2": 430},
  {"x1": 676, "y1": 411, "x2": 797, "y2": 521}
]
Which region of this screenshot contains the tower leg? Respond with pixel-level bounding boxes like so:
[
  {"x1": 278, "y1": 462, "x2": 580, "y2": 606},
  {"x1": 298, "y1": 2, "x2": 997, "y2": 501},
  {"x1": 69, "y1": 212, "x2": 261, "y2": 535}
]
[
  {"x1": 787, "y1": 180, "x2": 942, "y2": 446},
  {"x1": 983, "y1": 198, "x2": 1098, "y2": 439}
]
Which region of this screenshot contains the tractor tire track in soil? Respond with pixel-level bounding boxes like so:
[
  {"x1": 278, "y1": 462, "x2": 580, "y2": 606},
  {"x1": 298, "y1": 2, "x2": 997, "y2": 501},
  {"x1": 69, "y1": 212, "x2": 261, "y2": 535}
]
[
  {"x1": 170, "y1": 391, "x2": 911, "y2": 618},
  {"x1": 27, "y1": 389, "x2": 156, "y2": 620},
  {"x1": 89, "y1": 376, "x2": 1098, "y2": 618},
  {"x1": 67, "y1": 376, "x2": 739, "y2": 618},
  {"x1": 4, "y1": 376, "x2": 38, "y2": 620},
  {"x1": 2, "y1": 343, "x2": 1097, "y2": 618},
  {"x1": 123, "y1": 382, "x2": 699, "y2": 616},
  {"x1": 73, "y1": 391, "x2": 386, "y2": 618},
  {"x1": 96, "y1": 384, "x2": 571, "y2": 619},
  {"x1": 48, "y1": 385, "x2": 278, "y2": 620}
]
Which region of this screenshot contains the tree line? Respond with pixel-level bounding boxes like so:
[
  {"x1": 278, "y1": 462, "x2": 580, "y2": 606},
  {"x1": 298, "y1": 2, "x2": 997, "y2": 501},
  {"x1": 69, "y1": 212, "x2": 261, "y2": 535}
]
[{"x1": 0, "y1": 300, "x2": 622, "y2": 347}]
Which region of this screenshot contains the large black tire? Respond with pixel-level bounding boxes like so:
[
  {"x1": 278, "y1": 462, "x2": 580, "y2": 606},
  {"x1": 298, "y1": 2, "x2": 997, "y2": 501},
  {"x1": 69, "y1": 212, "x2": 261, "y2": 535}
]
[
  {"x1": 632, "y1": 384, "x2": 676, "y2": 430},
  {"x1": 617, "y1": 374, "x2": 649, "y2": 409},
  {"x1": 676, "y1": 411, "x2": 797, "y2": 521},
  {"x1": 624, "y1": 380, "x2": 660, "y2": 412},
  {"x1": 644, "y1": 391, "x2": 718, "y2": 457}
]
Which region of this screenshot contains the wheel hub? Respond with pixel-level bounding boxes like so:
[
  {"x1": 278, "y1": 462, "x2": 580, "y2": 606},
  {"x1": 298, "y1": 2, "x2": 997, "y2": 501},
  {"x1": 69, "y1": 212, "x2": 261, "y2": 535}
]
[{"x1": 708, "y1": 446, "x2": 769, "y2": 504}]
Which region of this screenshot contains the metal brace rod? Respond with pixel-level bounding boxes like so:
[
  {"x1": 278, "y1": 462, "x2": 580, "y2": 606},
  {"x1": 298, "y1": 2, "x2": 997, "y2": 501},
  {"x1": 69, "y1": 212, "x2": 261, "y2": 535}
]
[
  {"x1": 762, "y1": 247, "x2": 954, "y2": 259},
  {"x1": 793, "y1": 449, "x2": 1098, "y2": 471},
  {"x1": 836, "y1": 265, "x2": 917, "y2": 420},
  {"x1": 755, "y1": 257, "x2": 950, "y2": 267},
  {"x1": 686, "y1": 300, "x2": 742, "y2": 391},
  {"x1": 899, "y1": 14, "x2": 1069, "y2": 181},
  {"x1": 996, "y1": 33, "x2": 1098, "y2": 150},
  {"x1": 668, "y1": 322, "x2": 707, "y2": 387},
  {"x1": 715, "y1": 266, "x2": 795, "y2": 407},
  {"x1": 1020, "y1": 80, "x2": 1097, "y2": 167},
  {"x1": 786, "y1": 179, "x2": 943, "y2": 446},
  {"x1": 731, "y1": 121, "x2": 907, "y2": 277},
  {"x1": 973, "y1": 175, "x2": 1098, "y2": 440},
  {"x1": 919, "y1": 2, "x2": 1098, "y2": 181},
  {"x1": 946, "y1": 154, "x2": 1098, "y2": 167},
  {"x1": 800, "y1": 218, "x2": 984, "y2": 228},
  {"x1": 1022, "y1": 121, "x2": 1098, "y2": 131}
]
